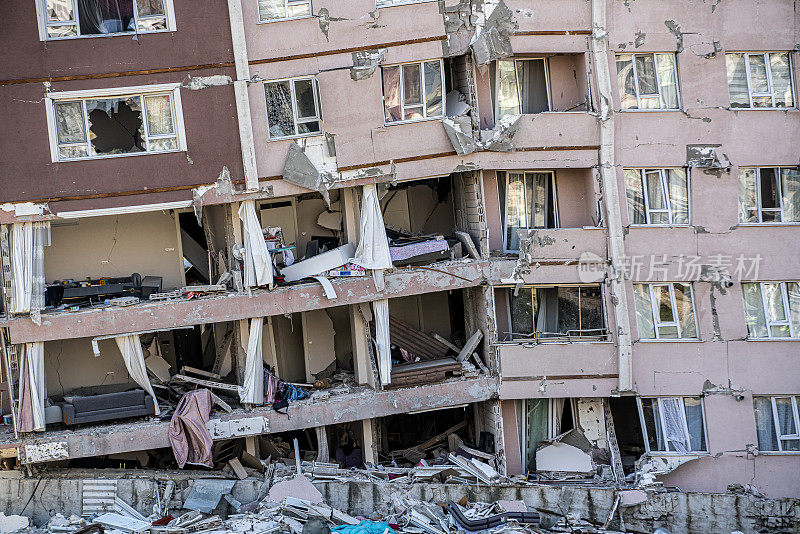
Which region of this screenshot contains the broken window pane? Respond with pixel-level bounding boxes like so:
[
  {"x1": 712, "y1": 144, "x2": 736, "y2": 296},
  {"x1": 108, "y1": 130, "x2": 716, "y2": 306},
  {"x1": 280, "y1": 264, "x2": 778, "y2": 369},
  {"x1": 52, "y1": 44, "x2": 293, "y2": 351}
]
[
  {"x1": 505, "y1": 172, "x2": 526, "y2": 250},
  {"x1": 726, "y1": 53, "x2": 749, "y2": 108},
  {"x1": 753, "y1": 397, "x2": 779, "y2": 451},
  {"x1": 616, "y1": 55, "x2": 637, "y2": 109},
  {"x1": 55, "y1": 101, "x2": 86, "y2": 144},
  {"x1": 47, "y1": 0, "x2": 74, "y2": 21},
  {"x1": 633, "y1": 284, "x2": 655, "y2": 339},
  {"x1": 741, "y1": 283, "x2": 768, "y2": 338},
  {"x1": 86, "y1": 96, "x2": 145, "y2": 155},
  {"x1": 780, "y1": 168, "x2": 800, "y2": 222},
  {"x1": 498, "y1": 60, "x2": 521, "y2": 116},
  {"x1": 625, "y1": 169, "x2": 646, "y2": 224},
  {"x1": 737, "y1": 168, "x2": 758, "y2": 222},
  {"x1": 382, "y1": 66, "x2": 402, "y2": 123},
  {"x1": 673, "y1": 283, "x2": 696, "y2": 338},
  {"x1": 424, "y1": 60, "x2": 443, "y2": 117},
  {"x1": 144, "y1": 95, "x2": 174, "y2": 136},
  {"x1": 656, "y1": 53, "x2": 679, "y2": 109},
  {"x1": 77, "y1": 0, "x2": 136, "y2": 35},
  {"x1": 402, "y1": 63, "x2": 423, "y2": 120},
  {"x1": 770, "y1": 52, "x2": 794, "y2": 107},
  {"x1": 265, "y1": 80, "x2": 295, "y2": 138},
  {"x1": 748, "y1": 54, "x2": 770, "y2": 107},
  {"x1": 510, "y1": 287, "x2": 534, "y2": 338}
]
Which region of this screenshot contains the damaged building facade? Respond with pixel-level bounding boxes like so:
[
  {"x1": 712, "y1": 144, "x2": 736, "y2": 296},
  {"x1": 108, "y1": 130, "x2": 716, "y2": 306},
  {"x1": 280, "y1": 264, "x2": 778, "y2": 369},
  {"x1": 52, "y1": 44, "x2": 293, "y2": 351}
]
[{"x1": 0, "y1": 0, "x2": 798, "y2": 502}]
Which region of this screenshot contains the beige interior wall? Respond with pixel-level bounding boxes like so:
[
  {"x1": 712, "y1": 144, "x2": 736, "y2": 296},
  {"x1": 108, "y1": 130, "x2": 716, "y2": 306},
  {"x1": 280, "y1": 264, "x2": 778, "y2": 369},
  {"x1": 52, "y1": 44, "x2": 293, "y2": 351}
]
[
  {"x1": 44, "y1": 338, "x2": 130, "y2": 396},
  {"x1": 383, "y1": 183, "x2": 454, "y2": 236},
  {"x1": 548, "y1": 54, "x2": 585, "y2": 111},
  {"x1": 272, "y1": 313, "x2": 306, "y2": 382},
  {"x1": 389, "y1": 293, "x2": 452, "y2": 339},
  {"x1": 45, "y1": 211, "x2": 185, "y2": 290},
  {"x1": 382, "y1": 189, "x2": 411, "y2": 232}
]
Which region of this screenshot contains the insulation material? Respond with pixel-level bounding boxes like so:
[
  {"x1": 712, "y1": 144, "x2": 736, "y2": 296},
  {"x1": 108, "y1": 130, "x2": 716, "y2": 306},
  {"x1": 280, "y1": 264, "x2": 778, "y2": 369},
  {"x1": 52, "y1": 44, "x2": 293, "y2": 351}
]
[
  {"x1": 283, "y1": 142, "x2": 338, "y2": 206},
  {"x1": 17, "y1": 342, "x2": 45, "y2": 433},
  {"x1": 10, "y1": 221, "x2": 50, "y2": 325},
  {"x1": 239, "y1": 317, "x2": 265, "y2": 404},
  {"x1": 192, "y1": 167, "x2": 234, "y2": 224},
  {"x1": 444, "y1": 114, "x2": 522, "y2": 155},
  {"x1": 373, "y1": 299, "x2": 391, "y2": 386},
  {"x1": 351, "y1": 48, "x2": 387, "y2": 81},
  {"x1": 350, "y1": 184, "x2": 393, "y2": 272},
  {"x1": 238, "y1": 200, "x2": 274, "y2": 288},
  {"x1": 115, "y1": 335, "x2": 161, "y2": 416},
  {"x1": 686, "y1": 144, "x2": 731, "y2": 169}
]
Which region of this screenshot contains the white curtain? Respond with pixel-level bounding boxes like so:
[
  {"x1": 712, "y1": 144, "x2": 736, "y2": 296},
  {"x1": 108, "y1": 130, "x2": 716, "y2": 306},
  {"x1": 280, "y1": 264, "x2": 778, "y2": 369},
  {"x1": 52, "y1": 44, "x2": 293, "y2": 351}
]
[
  {"x1": 10, "y1": 222, "x2": 51, "y2": 325},
  {"x1": 115, "y1": 335, "x2": 161, "y2": 416},
  {"x1": 239, "y1": 317, "x2": 264, "y2": 404},
  {"x1": 351, "y1": 185, "x2": 393, "y2": 272},
  {"x1": 373, "y1": 299, "x2": 391, "y2": 386},
  {"x1": 238, "y1": 200, "x2": 273, "y2": 288},
  {"x1": 17, "y1": 342, "x2": 45, "y2": 433},
  {"x1": 660, "y1": 397, "x2": 690, "y2": 453}
]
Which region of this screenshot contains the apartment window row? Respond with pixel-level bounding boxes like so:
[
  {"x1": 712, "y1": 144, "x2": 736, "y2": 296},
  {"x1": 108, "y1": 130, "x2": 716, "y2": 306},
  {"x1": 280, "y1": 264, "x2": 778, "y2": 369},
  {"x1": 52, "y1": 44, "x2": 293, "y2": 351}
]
[
  {"x1": 40, "y1": 0, "x2": 173, "y2": 39},
  {"x1": 617, "y1": 52, "x2": 795, "y2": 110}
]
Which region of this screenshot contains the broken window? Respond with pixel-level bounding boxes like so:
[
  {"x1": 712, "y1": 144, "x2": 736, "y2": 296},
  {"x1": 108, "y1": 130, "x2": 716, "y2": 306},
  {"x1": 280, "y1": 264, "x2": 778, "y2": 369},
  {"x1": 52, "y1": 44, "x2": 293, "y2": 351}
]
[
  {"x1": 381, "y1": 60, "x2": 444, "y2": 123},
  {"x1": 726, "y1": 52, "x2": 794, "y2": 109},
  {"x1": 264, "y1": 77, "x2": 322, "y2": 140},
  {"x1": 633, "y1": 283, "x2": 697, "y2": 340},
  {"x1": 506, "y1": 285, "x2": 606, "y2": 342},
  {"x1": 738, "y1": 167, "x2": 800, "y2": 223},
  {"x1": 257, "y1": 0, "x2": 311, "y2": 22},
  {"x1": 50, "y1": 87, "x2": 182, "y2": 161},
  {"x1": 753, "y1": 396, "x2": 800, "y2": 452},
  {"x1": 41, "y1": 0, "x2": 171, "y2": 39},
  {"x1": 616, "y1": 53, "x2": 680, "y2": 110},
  {"x1": 498, "y1": 171, "x2": 558, "y2": 251},
  {"x1": 494, "y1": 58, "x2": 550, "y2": 119},
  {"x1": 521, "y1": 398, "x2": 576, "y2": 471},
  {"x1": 625, "y1": 168, "x2": 689, "y2": 225},
  {"x1": 741, "y1": 282, "x2": 800, "y2": 338},
  {"x1": 638, "y1": 397, "x2": 707, "y2": 453}
]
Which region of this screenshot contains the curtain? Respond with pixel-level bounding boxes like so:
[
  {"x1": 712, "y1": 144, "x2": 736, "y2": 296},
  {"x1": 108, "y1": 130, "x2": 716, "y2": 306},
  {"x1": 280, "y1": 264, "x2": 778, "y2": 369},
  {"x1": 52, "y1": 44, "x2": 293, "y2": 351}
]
[
  {"x1": 239, "y1": 318, "x2": 265, "y2": 404},
  {"x1": 424, "y1": 61, "x2": 443, "y2": 117},
  {"x1": 78, "y1": 0, "x2": 134, "y2": 34},
  {"x1": 535, "y1": 288, "x2": 558, "y2": 336},
  {"x1": 351, "y1": 184, "x2": 393, "y2": 271},
  {"x1": 633, "y1": 284, "x2": 655, "y2": 339},
  {"x1": 524, "y1": 398, "x2": 548, "y2": 472},
  {"x1": 769, "y1": 52, "x2": 794, "y2": 108},
  {"x1": 741, "y1": 283, "x2": 768, "y2": 338},
  {"x1": 550, "y1": 398, "x2": 565, "y2": 436},
  {"x1": 737, "y1": 168, "x2": 758, "y2": 222},
  {"x1": 497, "y1": 60, "x2": 521, "y2": 118},
  {"x1": 238, "y1": 200, "x2": 274, "y2": 288},
  {"x1": 668, "y1": 169, "x2": 689, "y2": 224},
  {"x1": 656, "y1": 54, "x2": 679, "y2": 109},
  {"x1": 781, "y1": 168, "x2": 800, "y2": 222},
  {"x1": 516, "y1": 60, "x2": 549, "y2": 114},
  {"x1": 625, "y1": 169, "x2": 646, "y2": 224},
  {"x1": 115, "y1": 334, "x2": 161, "y2": 415},
  {"x1": 17, "y1": 342, "x2": 45, "y2": 433},
  {"x1": 10, "y1": 221, "x2": 51, "y2": 325},
  {"x1": 616, "y1": 55, "x2": 637, "y2": 109},
  {"x1": 764, "y1": 283, "x2": 790, "y2": 337},
  {"x1": 382, "y1": 66, "x2": 402, "y2": 122},
  {"x1": 505, "y1": 172, "x2": 525, "y2": 249},
  {"x1": 726, "y1": 53, "x2": 749, "y2": 108},
  {"x1": 787, "y1": 282, "x2": 800, "y2": 334},
  {"x1": 753, "y1": 397, "x2": 778, "y2": 451},
  {"x1": 683, "y1": 397, "x2": 706, "y2": 451},
  {"x1": 660, "y1": 397, "x2": 690, "y2": 453},
  {"x1": 373, "y1": 299, "x2": 391, "y2": 386},
  {"x1": 673, "y1": 283, "x2": 697, "y2": 338},
  {"x1": 265, "y1": 81, "x2": 295, "y2": 137}
]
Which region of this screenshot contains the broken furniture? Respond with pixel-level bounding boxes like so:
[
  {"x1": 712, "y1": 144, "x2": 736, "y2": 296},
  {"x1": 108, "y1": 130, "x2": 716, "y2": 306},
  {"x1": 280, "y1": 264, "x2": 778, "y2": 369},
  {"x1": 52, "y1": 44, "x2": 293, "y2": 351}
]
[
  {"x1": 46, "y1": 274, "x2": 162, "y2": 307},
  {"x1": 59, "y1": 386, "x2": 156, "y2": 426},
  {"x1": 280, "y1": 243, "x2": 355, "y2": 283},
  {"x1": 385, "y1": 316, "x2": 464, "y2": 388},
  {"x1": 386, "y1": 228, "x2": 463, "y2": 267},
  {"x1": 447, "y1": 501, "x2": 540, "y2": 529}
]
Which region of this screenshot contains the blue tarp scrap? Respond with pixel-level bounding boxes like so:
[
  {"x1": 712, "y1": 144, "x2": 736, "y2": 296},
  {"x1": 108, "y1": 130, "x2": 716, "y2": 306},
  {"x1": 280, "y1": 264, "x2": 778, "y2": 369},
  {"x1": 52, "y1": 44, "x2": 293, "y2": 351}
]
[{"x1": 333, "y1": 521, "x2": 397, "y2": 534}]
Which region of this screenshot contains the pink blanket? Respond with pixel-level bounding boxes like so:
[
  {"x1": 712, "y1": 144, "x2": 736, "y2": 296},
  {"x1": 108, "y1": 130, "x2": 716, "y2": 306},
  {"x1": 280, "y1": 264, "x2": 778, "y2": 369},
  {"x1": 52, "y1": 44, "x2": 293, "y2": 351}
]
[{"x1": 169, "y1": 389, "x2": 214, "y2": 468}]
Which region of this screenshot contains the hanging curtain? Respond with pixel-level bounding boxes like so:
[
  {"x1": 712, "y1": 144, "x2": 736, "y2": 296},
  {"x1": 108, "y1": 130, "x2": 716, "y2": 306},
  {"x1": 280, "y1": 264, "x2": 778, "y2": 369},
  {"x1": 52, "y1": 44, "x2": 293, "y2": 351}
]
[
  {"x1": 781, "y1": 168, "x2": 800, "y2": 222},
  {"x1": 667, "y1": 169, "x2": 689, "y2": 224},
  {"x1": 550, "y1": 398, "x2": 565, "y2": 436},
  {"x1": 524, "y1": 398, "x2": 548, "y2": 472},
  {"x1": 372, "y1": 299, "x2": 391, "y2": 386},
  {"x1": 10, "y1": 222, "x2": 50, "y2": 325},
  {"x1": 660, "y1": 397, "x2": 691, "y2": 453},
  {"x1": 238, "y1": 200, "x2": 273, "y2": 288},
  {"x1": 17, "y1": 342, "x2": 45, "y2": 433},
  {"x1": 351, "y1": 184, "x2": 393, "y2": 271},
  {"x1": 115, "y1": 334, "x2": 161, "y2": 415},
  {"x1": 741, "y1": 283, "x2": 767, "y2": 338},
  {"x1": 753, "y1": 397, "x2": 778, "y2": 451},
  {"x1": 239, "y1": 317, "x2": 265, "y2": 404}
]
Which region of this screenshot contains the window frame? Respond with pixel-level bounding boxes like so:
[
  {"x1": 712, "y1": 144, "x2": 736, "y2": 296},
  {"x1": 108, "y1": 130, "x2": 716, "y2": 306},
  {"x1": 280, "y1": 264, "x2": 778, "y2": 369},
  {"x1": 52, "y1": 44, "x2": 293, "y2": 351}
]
[
  {"x1": 499, "y1": 170, "x2": 560, "y2": 252},
  {"x1": 617, "y1": 53, "x2": 681, "y2": 111},
  {"x1": 760, "y1": 396, "x2": 800, "y2": 452},
  {"x1": 739, "y1": 167, "x2": 800, "y2": 225},
  {"x1": 380, "y1": 59, "x2": 446, "y2": 126},
  {"x1": 637, "y1": 396, "x2": 709, "y2": 454},
  {"x1": 36, "y1": 0, "x2": 176, "y2": 41},
  {"x1": 635, "y1": 282, "x2": 699, "y2": 340},
  {"x1": 263, "y1": 75, "x2": 323, "y2": 141},
  {"x1": 256, "y1": 0, "x2": 313, "y2": 23},
  {"x1": 493, "y1": 57, "x2": 552, "y2": 122},
  {"x1": 45, "y1": 83, "x2": 186, "y2": 162},
  {"x1": 375, "y1": 0, "x2": 436, "y2": 8},
  {"x1": 727, "y1": 52, "x2": 797, "y2": 110},
  {"x1": 626, "y1": 167, "x2": 691, "y2": 226},
  {"x1": 743, "y1": 281, "x2": 799, "y2": 339}
]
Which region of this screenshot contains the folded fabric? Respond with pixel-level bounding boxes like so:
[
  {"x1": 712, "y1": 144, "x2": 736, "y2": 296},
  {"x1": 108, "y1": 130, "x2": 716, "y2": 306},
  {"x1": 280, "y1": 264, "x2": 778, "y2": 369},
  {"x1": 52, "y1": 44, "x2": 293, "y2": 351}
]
[{"x1": 169, "y1": 389, "x2": 214, "y2": 468}]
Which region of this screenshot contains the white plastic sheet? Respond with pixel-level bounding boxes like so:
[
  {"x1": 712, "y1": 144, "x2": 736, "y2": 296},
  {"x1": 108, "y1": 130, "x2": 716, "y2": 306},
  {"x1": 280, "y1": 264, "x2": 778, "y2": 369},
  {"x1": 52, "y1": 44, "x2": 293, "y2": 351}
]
[
  {"x1": 238, "y1": 200, "x2": 273, "y2": 288},
  {"x1": 239, "y1": 317, "x2": 264, "y2": 404},
  {"x1": 115, "y1": 335, "x2": 161, "y2": 416},
  {"x1": 373, "y1": 299, "x2": 391, "y2": 386},
  {"x1": 351, "y1": 184, "x2": 392, "y2": 272},
  {"x1": 660, "y1": 397, "x2": 690, "y2": 453},
  {"x1": 17, "y1": 342, "x2": 45, "y2": 433},
  {"x1": 10, "y1": 222, "x2": 50, "y2": 325}
]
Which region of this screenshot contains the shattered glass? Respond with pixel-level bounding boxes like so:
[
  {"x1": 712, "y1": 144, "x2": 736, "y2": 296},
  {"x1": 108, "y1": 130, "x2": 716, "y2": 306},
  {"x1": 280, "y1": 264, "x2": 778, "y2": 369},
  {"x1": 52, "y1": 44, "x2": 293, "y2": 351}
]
[
  {"x1": 656, "y1": 53, "x2": 679, "y2": 109},
  {"x1": 85, "y1": 96, "x2": 144, "y2": 155},
  {"x1": 726, "y1": 53, "x2": 750, "y2": 108},
  {"x1": 54, "y1": 101, "x2": 86, "y2": 144},
  {"x1": 265, "y1": 80, "x2": 295, "y2": 138},
  {"x1": 509, "y1": 287, "x2": 534, "y2": 338},
  {"x1": 737, "y1": 168, "x2": 758, "y2": 222}
]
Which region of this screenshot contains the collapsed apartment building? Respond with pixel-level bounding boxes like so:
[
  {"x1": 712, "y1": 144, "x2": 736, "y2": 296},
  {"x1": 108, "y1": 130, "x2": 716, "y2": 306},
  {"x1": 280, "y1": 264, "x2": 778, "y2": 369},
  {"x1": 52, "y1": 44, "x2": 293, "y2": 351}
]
[{"x1": 0, "y1": 0, "x2": 798, "y2": 504}]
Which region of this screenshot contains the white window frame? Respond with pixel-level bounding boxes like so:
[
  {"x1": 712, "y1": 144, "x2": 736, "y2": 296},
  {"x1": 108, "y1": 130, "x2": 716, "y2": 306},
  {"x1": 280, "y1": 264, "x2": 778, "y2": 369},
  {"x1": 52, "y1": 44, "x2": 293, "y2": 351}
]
[
  {"x1": 637, "y1": 397, "x2": 709, "y2": 454},
  {"x1": 45, "y1": 83, "x2": 186, "y2": 162},
  {"x1": 740, "y1": 167, "x2": 799, "y2": 224},
  {"x1": 618, "y1": 53, "x2": 681, "y2": 111},
  {"x1": 746, "y1": 282, "x2": 798, "y2": 339},
  {"x1": 376, "y1": 0, "x2": 436, "y2": 7},
  {"x1": 732, "y1": 52, "x2": 796, "y2": 110},
  {"x1": 494, "y1": 57, "x2": 552, "y2": 122},
  {"x1": 381, "y1": 59, "x2": 446, "y2": 126},
  {"x1": 264, "y1": 75, "x2": 323, "y2": 141},
  {"x1": 257, "y1": 0, "x2": 313, "y2": 23},
  {"x1": 500, "y1": 170, "x2": 559, "y2": 253},
  {"x1": 638, "y1": 282, "x2": 699, "y2": 340},
  {"x1": 35, "y1": 0, "x2": 177, "y2": 41},
  {"x1": 630, "y1": 168, "x2": 690, "y2": 226},
  {"x1": 764, "y1": 396, "x2": 800, "y2": 452}
]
